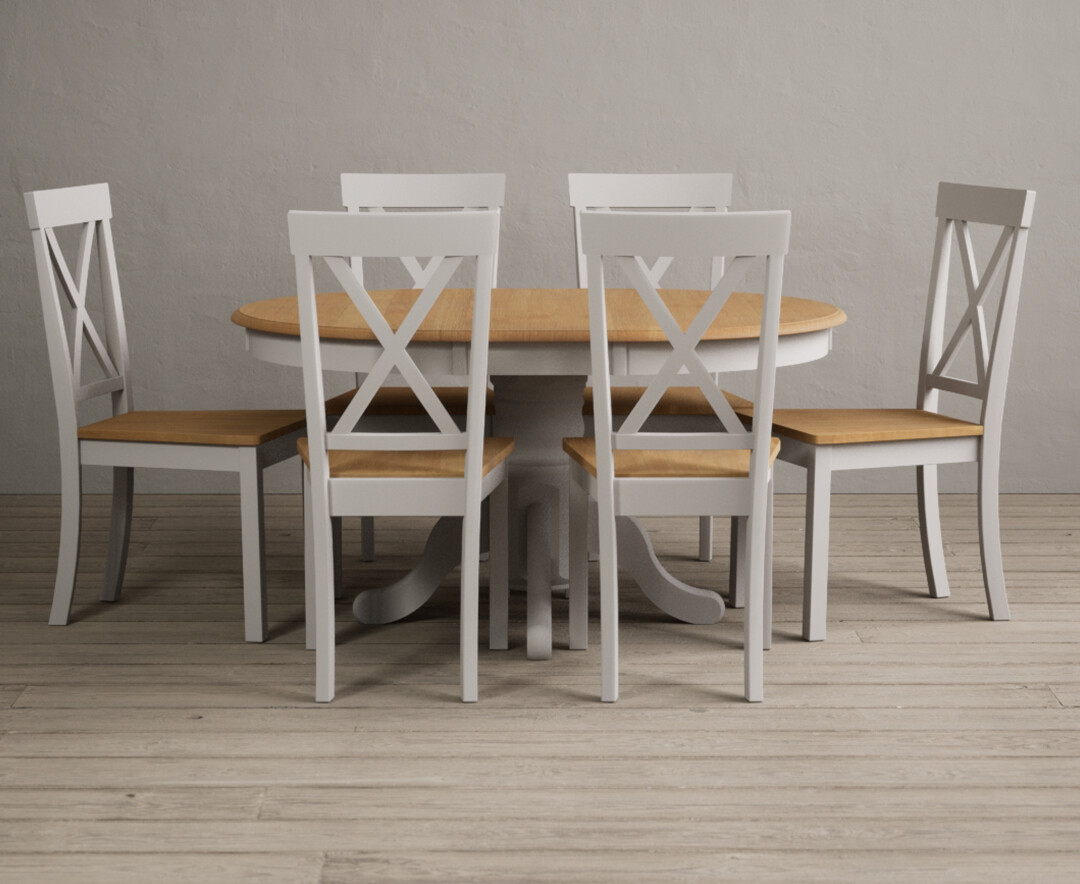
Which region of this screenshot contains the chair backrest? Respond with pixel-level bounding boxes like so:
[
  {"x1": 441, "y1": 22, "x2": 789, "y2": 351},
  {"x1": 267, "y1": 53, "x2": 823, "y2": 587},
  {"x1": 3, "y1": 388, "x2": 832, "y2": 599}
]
[
  {"x1": 341, "y1": 173, "x2": 505, "y2": 287},
  {"x1": 288, "y1": 209, "x2": 499, "y2": 484},
  {"x1": 568, "y1": 173, "x2": 734, "y2": 287},
  {"x1": 25, "y1": 182, "x2": 132, "y2": 444},
  {"x1": 580, "y1": 209, "x2": 790, "y2": 490},
  {"x1": 917, "y1": 182, "x2": 1035, "y2": 433}
]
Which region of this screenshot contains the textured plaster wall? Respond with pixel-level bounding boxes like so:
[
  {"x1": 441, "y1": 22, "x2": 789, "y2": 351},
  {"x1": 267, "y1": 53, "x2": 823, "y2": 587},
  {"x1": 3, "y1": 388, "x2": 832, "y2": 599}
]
[{"x1": 1, "y1": 0, "x2": 1077, "y2": 493}]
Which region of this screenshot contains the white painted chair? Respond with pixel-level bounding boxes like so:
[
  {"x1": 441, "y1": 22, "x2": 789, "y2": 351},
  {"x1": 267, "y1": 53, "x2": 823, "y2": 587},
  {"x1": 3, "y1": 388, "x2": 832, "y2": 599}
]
[
  {"x1": 26, "y1": 183, "x2": 306, "y2": 642},
  {"x1": 289, "y1": 208, "x2": 512, "y2": 703},
  {"x1": 564, "y1": 209, "x2": 790, "y2": 702},
  {"x1": 337, "y1": 173, "x2": 504, "y2": 561},
  {"x1": 569, "y1": 172, "x2": 734, "y2": 565},
  {"x1": 740, "y1": 182, "x2": 1035, "y2": 641}
]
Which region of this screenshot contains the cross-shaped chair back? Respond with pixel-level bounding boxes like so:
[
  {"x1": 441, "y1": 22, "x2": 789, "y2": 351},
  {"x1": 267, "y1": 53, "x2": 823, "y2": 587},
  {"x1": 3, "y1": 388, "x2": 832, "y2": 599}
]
[
  {"x1": 26, "y1": 183, "x2": 132, "y2": 441},
  {"x1": 917, "y1": 183, "x2": 1035, "y2": 432},
  {"x1": 341, "y1": 173, "x2": 505, "y2": 287},
  {"x1": 288, "y1": 209, "x2": 500, "y2": 480},
  {"x1": 569, "y1": 173, "x2": 734, "y2": 288},
  {"x1": 580, "y1": 209, "x2": 790, "y2": 486}
]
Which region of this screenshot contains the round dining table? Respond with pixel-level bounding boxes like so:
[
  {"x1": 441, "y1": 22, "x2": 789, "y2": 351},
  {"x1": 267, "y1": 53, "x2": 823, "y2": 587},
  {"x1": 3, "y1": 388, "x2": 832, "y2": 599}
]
[{"x1": 232, "y1": 287, "x2": 845, "y2": 657}]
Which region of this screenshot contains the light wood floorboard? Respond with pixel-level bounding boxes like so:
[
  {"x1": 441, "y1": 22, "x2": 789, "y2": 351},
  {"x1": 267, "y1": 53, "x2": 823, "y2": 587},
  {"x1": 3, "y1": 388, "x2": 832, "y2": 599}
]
[{"x1": 0, "y1": 492, "x2": 1078, "y2": 882}]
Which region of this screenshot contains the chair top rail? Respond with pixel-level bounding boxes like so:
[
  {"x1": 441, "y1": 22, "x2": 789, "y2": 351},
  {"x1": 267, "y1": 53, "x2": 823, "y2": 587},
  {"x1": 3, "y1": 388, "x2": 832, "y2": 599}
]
[
  {"x1": 569, "y1": 173, "x2": 733, "y2": 209},
  {"x1": 936, "y1": 182, "x2": 1035, "y2": 229},
  {"x1": 26, "y1": 183, "x2": 112, "y2": 231},
  {"x1": 581, "y1": 210, "x2": 791, "y2": 260},
  {"x1": 288, "y1": 209, "x2": 500, "y2": 259},
  {"x1": 341, "y1": 173, "x2": 506, "y2": 210}
]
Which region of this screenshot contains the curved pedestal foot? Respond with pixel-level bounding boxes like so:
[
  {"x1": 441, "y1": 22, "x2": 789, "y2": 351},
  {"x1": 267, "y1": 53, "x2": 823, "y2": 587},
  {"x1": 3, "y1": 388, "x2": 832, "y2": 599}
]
[
  {"x1": 616, "y1": 516, "x2": 725, "y2": 625},
  {"x1": 353, "y1": 516, "x2": 461, "y2": 624}
]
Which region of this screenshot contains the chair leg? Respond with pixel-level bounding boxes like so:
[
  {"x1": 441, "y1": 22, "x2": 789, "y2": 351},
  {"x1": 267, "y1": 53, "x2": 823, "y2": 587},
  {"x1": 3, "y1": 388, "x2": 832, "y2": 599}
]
[
  {"x1": 101, "y1": 466, "x2": 133, "y2": 603},
  {"x1": 744, "y1": 498, "x2": 768, "y2": 704},
  {"x1": 568, "y1": 479, "x2": 589, "y2": 650},
  {"x1": 460, "y1": 500, "x2": 484, "y2": 704},
  {"x1": 488, "y1": 478, "x2": 509, "y2": 651},
  {"x1": 697, "y1": 515, "x2": 713, "y2": 562},
  {"x1": 303, "y1": 471, "x2": 316, "y2": 651},
  {"x1": 802, "y1": 447, "x2": 832, "y2": 642},
  {"x1": 359, "y1": 516, "x2": 375, "y2": 563},
  {"x1": 308, "y1": 466, "x2": 336, "y2": 702},
  {"x1": 917, "y1": 464, "x2": 951, "y2": 599},
  {"x1": 728, "y1": 517, "x2": 747, "y2": 609},
  {"x1": 763, "y1": 479, "x2": 773, "y2": 651},
  {"x1": 238, "y1": 454, "x2": 268, "y2": 643},
  {"x1": 332, "y1": 517, "x2": 344, "y2": 599},
  {"x1": 598, "y1": 499, "x2": 619, "y2": 703},
  {"x1": 978, "y1": 442, "x2": 1011, "y2": 621},
  {"x1": 49, "y1": 447, "x2": 82, "y2": 626}
]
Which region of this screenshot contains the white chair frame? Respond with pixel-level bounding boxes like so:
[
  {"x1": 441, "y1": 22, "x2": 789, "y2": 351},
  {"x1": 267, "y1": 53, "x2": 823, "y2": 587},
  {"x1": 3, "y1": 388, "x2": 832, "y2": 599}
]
[
  {"x1": 569, "y1": 209, "x2": 790, "y2": 702},
  {"x1": 774, "y1": 182, "x2": 1035, "y2": 641},
  {"x1": 290, "y1": 208, "x2": 509, "y2": 703},
  {"x1": 569, "y1": 172, "x2": 734, "y2": 564},
  {"x1": 26, "y1": 183, "x2": 302, "y2": 642},
  {"x1": 340, "y1": 173, "x2": 505, "y2": 562}
]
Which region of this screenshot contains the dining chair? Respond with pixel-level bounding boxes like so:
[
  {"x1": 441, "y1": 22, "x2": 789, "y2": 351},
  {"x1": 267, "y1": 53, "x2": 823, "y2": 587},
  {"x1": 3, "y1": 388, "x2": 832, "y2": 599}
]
[
  {"x1": 289, "y1": 207, "x2": 512, "y2": 703},
  {"x1": 738, "y1": 182, "x2": 1035, "y2": 641},
  {"x1": 564, "y1": 208, "x2": 790, "y2": 702},
  {"x1": 334, "y1": 173, "x2": 504, "y2": 562},
  {"x1": 26, "y1": 183, "x2": 306, "y2": 642},
  {"x1": 569, "y1": 172, "x2": 735, "y2": 565}
]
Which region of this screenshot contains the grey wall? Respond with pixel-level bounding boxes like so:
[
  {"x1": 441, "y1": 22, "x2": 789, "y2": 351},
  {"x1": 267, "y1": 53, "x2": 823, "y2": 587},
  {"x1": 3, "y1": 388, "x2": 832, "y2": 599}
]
[{"x1": 2, "y1": 0, "x2": 1077, "y2": 494}]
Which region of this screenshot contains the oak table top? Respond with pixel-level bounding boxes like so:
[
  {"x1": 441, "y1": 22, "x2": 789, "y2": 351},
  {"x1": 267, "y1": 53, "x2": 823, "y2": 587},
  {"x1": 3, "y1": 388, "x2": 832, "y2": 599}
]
[{"x1": 231, "y1": 288, "x2": 846, "y2": 343}]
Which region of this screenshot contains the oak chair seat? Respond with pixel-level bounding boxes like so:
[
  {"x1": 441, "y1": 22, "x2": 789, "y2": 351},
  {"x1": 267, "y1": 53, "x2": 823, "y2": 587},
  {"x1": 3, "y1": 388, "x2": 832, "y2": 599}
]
[
  {"x1": 585, "y1": 386, "x2": 752, "y2": 416},
  {"x1": 77, "y1": 409, "x2": 307, "y2": 446},
  {"x1": 737, "y1": 406, "x2": 983, "y2": 446},
  {"x1": 563, "y1": 436, "x2": 780, "y2": 478},
  {"x1": 325, "y1": 386, "x2": 493, "y2": 417},
  {"x1": 298, "y1": 436, "x2": 514, "y2": 478}
]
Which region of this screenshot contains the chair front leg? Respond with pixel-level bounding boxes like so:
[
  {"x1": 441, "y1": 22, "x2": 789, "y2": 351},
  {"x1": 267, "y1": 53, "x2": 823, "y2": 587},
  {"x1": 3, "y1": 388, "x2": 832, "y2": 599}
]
[
  {"x1": 728, "y1": 517, "x2": 747, "y2": 609},
  {"x1": 359, "y1": 515, "x2": 375, "y2": 563},
  {"x1": 977, "y1": 439, "x2": 1011, "y2": 621},
  {"x1": 49, "y1": 444, "x2": 82, "y2": 626},
  {"x1": 238, "y1": 453, "x2": 268, "y2": 643},
  {"x1": 744, "y1": 496, "x2": 768, "y2": 703},
  {"x1": 568, "y1": 478, "x2": 589, "y2": 650},
  {"x1": 802, "y1": 446, "x2": 833, "y2": 642},
  {"x1": 698, "y1": 515, "x2": 713, "y2": 562},
  {"x1": 303, "y1": 469, "x2": 316, "y2": 651},
  {"x1": 488, "y1": 477, "x2": 509, "y2": 651},
  {"x1": 461, "y1": 500, "x2": 484, "y2": 704},
  {"x1": 598, "y1": 500, "x2": 619, "y2": 703},
  {"x1": 916, "y1": 464, "x2": 951, "y2": 599},
  {"x1": 101, "y1": 466, "x2": 133, "y2": 603},
  {"x1": 763, "y1": 478, "x2": 773, "y2": 651},
  {"x1": 332, "y1": 516, "x2": 344, "y2": 599},
  {"x1": 307, "y1": 466, "x2": 337, "y2": 703}
]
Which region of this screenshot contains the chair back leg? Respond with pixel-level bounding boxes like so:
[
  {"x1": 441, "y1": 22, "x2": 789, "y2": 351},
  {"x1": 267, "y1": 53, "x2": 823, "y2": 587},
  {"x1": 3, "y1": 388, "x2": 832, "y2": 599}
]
[
  {"x1": 238, "y1": 454, "x2": 269, "y2": 643},
  {"x1": 49, "y1": 444, "x2": 83, "y2": 626},
  {"x1": 916, "y1": 464, "x2": 951, "y2": 598},
  {"x1": 802, "y1": 447, "x2": 833, "y2": 642},
  {"x1": 101, "y1": 466, "x2": 133, "y2": 602},
  {"x1": 978, "y1": 437, "x2": 1011, "y2": 620}
]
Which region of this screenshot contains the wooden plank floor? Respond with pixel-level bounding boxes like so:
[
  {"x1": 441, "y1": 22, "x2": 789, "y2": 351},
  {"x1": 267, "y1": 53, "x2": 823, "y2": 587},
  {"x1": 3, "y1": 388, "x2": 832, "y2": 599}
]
[{"x1": 0, "y1": 493, "x2": 1078, "y2": 883}]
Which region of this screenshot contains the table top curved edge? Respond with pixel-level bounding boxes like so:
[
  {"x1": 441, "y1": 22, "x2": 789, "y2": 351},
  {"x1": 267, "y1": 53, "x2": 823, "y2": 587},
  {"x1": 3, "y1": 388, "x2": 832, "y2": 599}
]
[{"x1": 232, "y1": 288, "x2": 846, "y2": 344}]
